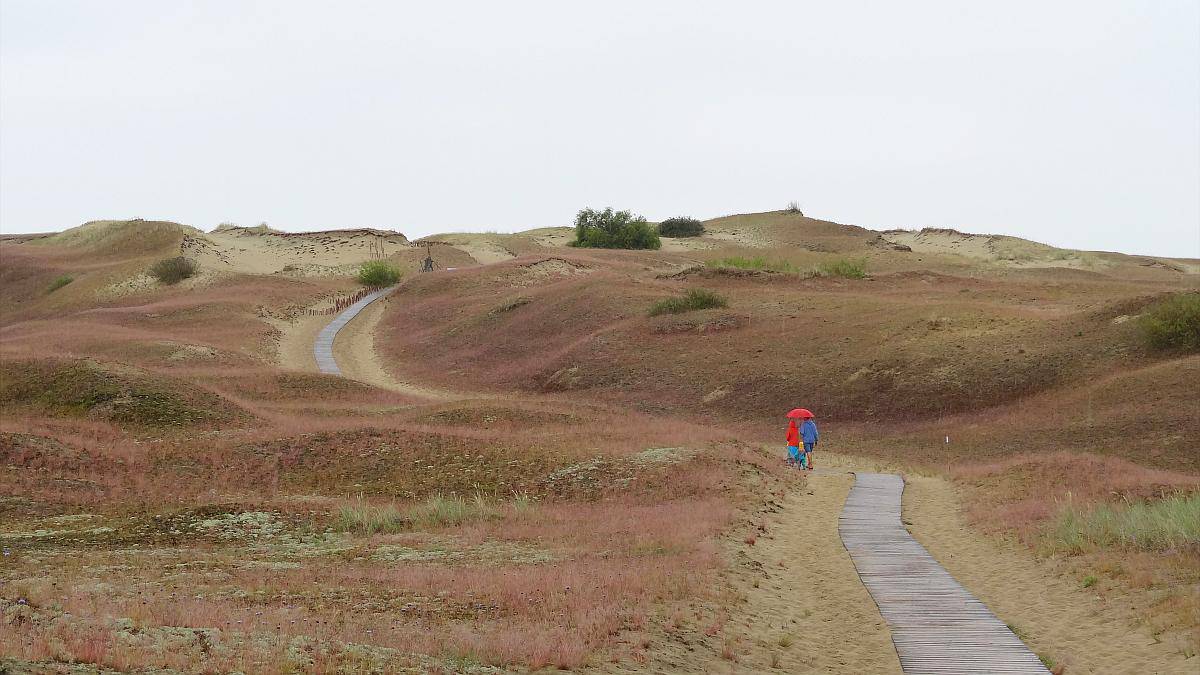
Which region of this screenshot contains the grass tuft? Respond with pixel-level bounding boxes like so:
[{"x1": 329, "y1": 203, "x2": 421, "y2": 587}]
[
  {"x1": 815, "y1": 258, "x2": 867, "y2": 279},
  {"x1": 149, "y1": 256, "x2": 197, "y2": 285},
  {"x1": 46, "y1": 275, "x2": 74, "y2": 293},
  {"x1": 1046, "y1": 492, "x2": 1200, "y2": 553},
  {"x1": 337, "y1": 493, "x2": 504, "y2": 534},
  {"x1": 336, "y1": 498, "x2": 408, "y2": 534},
  {"x1": 709, "y1": 256, "x2": 800, "y2": 274},
  {"x1": 649, "y1": 289, "x2": 728, "y2": 316}
]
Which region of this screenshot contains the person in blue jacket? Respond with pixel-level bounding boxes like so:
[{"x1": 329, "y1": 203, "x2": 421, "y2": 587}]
[{"x1": 799, "y1": 415, "x2": 819, "y2": 469}]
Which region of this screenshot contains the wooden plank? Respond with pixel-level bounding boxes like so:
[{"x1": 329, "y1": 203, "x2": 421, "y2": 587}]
[{"x1": 839, "y1": 472, "x2": 1051, "y2": 674}]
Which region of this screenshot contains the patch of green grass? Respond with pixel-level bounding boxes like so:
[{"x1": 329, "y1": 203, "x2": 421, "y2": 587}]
[
  {"x1": 46, "y1": 275, "x2": 74, "y2": 293},
  {"x1": 356, "y1": 260, "x2": 402, "y2": 287},
  {"x1": 1046, "y1": 492, "x2": 1200, "y2": 553},
  {"x1": 408, "y1": 493, "x2": 499, "y2": 529},
  {"x1": 815, "y1": 258, "x2": 867, "y2": 279},
  {"x1": 1082, "y1": 574, "x2": 1098, "y2": 588},
  {"x1": 709, "y1": 256, "x2": 800, "y2": 273},
  {"x1": 335, "y1": 498, "x2": 408, "y2": 534},
  {"x1": 1138, "y1": 292, "x2": 1200, "y2": 352},
  {"x1": 336, "y1": 493, "x2": 505, "y2": 534},
  {"x1": 649, "y1": 288, "x2": 728, "y2": 316},
  {"x1": 708, "y1": 256, "x2": 866, "y2": 279},
  {"x1": 149, "y1": 256, "x2": 197, "y2": 285},
  {"x1": 1038, "y1": 653, "x2": 1056, "y2": 670}
]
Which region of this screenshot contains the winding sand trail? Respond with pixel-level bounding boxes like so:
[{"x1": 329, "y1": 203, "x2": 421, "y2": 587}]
[{"x1": 329, "y1": 287, "x2": 461, "y2": 400}]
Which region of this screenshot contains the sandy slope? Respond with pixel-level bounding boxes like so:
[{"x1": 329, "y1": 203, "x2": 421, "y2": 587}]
[{"x1": 904, "y1": 474, "x2": 1193, "y2": 675}]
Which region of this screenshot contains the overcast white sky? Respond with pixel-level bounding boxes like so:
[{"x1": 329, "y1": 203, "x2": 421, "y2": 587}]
[{"x1": 2, "y1": 1, "x2": 1198, "y2": 257}]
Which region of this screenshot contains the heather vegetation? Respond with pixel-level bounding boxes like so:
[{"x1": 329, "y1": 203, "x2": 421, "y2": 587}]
[
  {"x1": 1138, "y1": 292, "x2": 1200, "y2": 351},
  {"x1": 658, "y1": 216, "x2": 705, "y2": 237},
  {"x1": 356, "y1": 260, "x2": 402, "y2": 286},
  {"x1": 149, "y1": 255, "x2": 197, "y2": 284},
  {"x1": 569, "y1": 207, "x2": 661, "y2": 250},
  {"x1": 649, "y1": 288, "x2": 728, "y2": 316},
  {"x1": 3, "y1": 210, "x2": 1198, "y2": 671}
]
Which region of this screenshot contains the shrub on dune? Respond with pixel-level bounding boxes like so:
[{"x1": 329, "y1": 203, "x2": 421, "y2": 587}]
[
  {"x1": 649, "y1": 288, "x2": 728, "y2": 316},
  {"x1": 1138, "y1": 292, "x2": 1200, "y2": 352},
  {"x1": 356, "y1": 260, "x2": 402, "y2": 287},
  {"x1": 47, "y1": 275, "x2": 74, "y2": 293},
  {"x1": 658, "y1": 217, "x2": 705, "y2": 237},
  {"x1": 569, "y1": 207, "x2": 661, "y2": 250},
  {"x1": 149, "y1": 256, "x2": 197, "y2": 285}
]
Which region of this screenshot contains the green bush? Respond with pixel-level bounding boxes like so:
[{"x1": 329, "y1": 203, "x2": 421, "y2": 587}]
[
  {"x1": 658, "y1": 217, "x2": 704, "y2": 237},
  {"x1": 47, "y1": 275, "x2": 74, "y2": 293},
  {"x1": 569, "y1": 207, "x2": 661, "y2": 250},
  {"x1": 649, "y1": 288, "x2": 728, "y2": 316},
  {"x1": 816, "y1": 258, "x2": 867, "y2": 279},
  {"x1": 357, "y1": 260, "x2": 402, "y2": 287},
  {"x1": 1138, "y1": 292, "x2": 1200, "y2": 351},
  {"x1": 149, "y1": 256, "x2": 197, "y2": 285}
]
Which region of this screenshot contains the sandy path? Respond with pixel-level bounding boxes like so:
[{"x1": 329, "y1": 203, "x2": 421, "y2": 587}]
[
  {"x1": 904, "y1": 474, "x2": 1193, "y2": 675},
  {"x1": 331, "y1": 293, "x2": 460, "y2": 400},
  {"x1": 596, "y1": 466, "x2": 900, "y2": 673},
  {"x1": 270, "y1": 314, "x2": 328, "y2": 372}
]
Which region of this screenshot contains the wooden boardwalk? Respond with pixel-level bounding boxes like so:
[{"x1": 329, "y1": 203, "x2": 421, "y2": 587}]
[
  {"x1": 313, "y1": 286, "x2": 395, "y2": 375},
  {"x1": 839, "y1": 472, "x2": 1050, "y2": 674}
]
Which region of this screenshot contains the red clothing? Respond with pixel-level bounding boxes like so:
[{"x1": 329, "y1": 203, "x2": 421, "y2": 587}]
[{"x1": 786, "y1": 421, "x2": 799, "y2": 446}]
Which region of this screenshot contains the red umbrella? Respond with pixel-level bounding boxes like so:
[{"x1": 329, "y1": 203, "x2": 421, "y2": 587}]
[{"x1": 786, "y1": 408, "x2": 814, "y2": 419}]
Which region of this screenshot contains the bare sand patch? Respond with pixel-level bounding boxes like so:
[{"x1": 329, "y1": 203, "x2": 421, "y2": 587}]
[
  {"x1": 185, "y1": 227, "x2": 412, "y2": 276},
  {"x1": 268, "y1": 313, "x2": 328, "y2": 372},
  {"x1": 659, "y1": 236, "x2": 718, "y2": 253},
  {"x1": 904, "y1": 474, "x2": 1193, "y2": 675}
]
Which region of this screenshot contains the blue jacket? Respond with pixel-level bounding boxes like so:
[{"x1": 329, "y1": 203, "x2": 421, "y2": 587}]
[{"x1": 800, "y1": 420, "x2": 819, "y2": 445}]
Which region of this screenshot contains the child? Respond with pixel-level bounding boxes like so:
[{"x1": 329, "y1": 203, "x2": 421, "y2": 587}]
[
  {"x1": 800, "y1": 415, "x2": 819, "y2": 470},
  {"x1": 786, "y1": 418, "x2": 801, "y2": 468}
]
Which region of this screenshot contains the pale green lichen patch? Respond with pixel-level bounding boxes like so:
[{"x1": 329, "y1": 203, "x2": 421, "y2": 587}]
[
  {"x1": 0, "y1": 526, "x2": 114, "y2": 540},
  {"x1": 632, "y1": 446, "x2": 696, "y2": 465},
  {"x1": 192, "y1": 511, "x2": 284, "y2": 539}
]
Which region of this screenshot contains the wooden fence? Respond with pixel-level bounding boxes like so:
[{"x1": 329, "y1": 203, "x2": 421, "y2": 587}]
[{"x1": 304, "y1": 287, "x2": 376, "y2": 316}]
